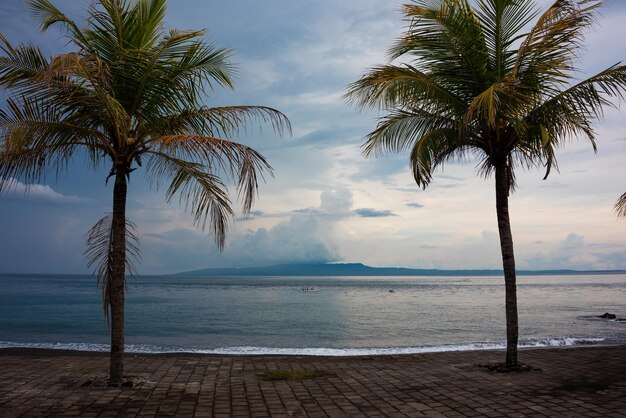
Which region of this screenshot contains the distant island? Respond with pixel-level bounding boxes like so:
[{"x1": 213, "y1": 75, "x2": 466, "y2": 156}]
[{"x1": 176, "y1": 263, "x2": 626, "y2": 277}]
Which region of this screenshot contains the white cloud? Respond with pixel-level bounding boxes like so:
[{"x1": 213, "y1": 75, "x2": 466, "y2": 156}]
[
  {"x1": 0, "y1": 178, "x2": 87, "y2": 204},
  {"x1": 214, "y1": 187, "x2": 381, "y2": 266},
  {"x1": 523, "y1": 232, "x2": 626, "y2": 270},
  {"x1": 138, "y1": 189, "x2": 352, "y2": 273},
  {"x1": 320, "y1": 188, "x2": 353, "y2": 215},
  {"x1": 560, "y1": 233, "x2": 585, "y2": 249},
  {"x1": 227, "y1": 215, "x2": 339, "y2": 266}
]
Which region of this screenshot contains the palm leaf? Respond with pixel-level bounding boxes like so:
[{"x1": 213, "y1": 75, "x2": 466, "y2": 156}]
[
  {"x1": 147, "y1": 134, "x2": 273, "y2": 215},
  {"x1": 345, "y1": 64, "x2": 465, "y2": 113},
  {"x1": 27, "y1": 0, "x2": 90, "y2": 49},
  {"x1": 144, "y1": 152, "x2": 234, "y2": 248},
  {"x1": 0, "y1": 35, "x2": 50, "y2": 91},
  {"x1": 0, "y1": 96, "x2": 108, "y2": 184},
  {"x1": 616, "y1": 193, "x2": 626, "y2": 217},
  {"x1": 391, "y1": 0, "x2": 491, "y2": 93},
  {"x1": 409, "y1": 126, "x2": 468, "y2": 188},
  {"x1": 362, "y1": 108, "x2": 453, "y2": 157},
  {"x1": 84, "y1": 213, "x2": 141, "y2": 323}
]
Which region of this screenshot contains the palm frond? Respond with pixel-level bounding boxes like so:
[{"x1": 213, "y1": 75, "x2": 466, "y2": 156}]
[
  {"x1": 26, "y1": 0, "x2": 90, "y2": 49},
  {"x1": 44, "y1": 52, "x2": 131, "y2": 138},
  {"x1": 409, "y1": 126, "x2": 468, "y2": 188},
  {"x1": 192, "y1": 105, "x2": 291, "y2": 139},
  {"x1": 513, "y1": 0, "x2": 601, "y2": 86},
  {"x1": 127, "y1": 0, "x2": 168, "y2": 49},
  {"x1": 84, "y1": 213, "x2": 141, "y2": 323},
  {"x1": 147, "y1": 134, "x2": 273, "y2": 215},
  {"x1": 144, "y1": 152, "x2": 234, "y2": 248},
  {"x1": 0, "y1": 96, "x2": 109, "y2": 184},
  {"x1": 391, "y1": 0, "x2": 491, "y2": 93},
  {"x1": 144, "y1": 45, "x2": 235, "y2": 119},
  {"x1": 527, "y1": 64, "x2": 626, "y2": 152},
  {"x1": 125, "y1": 28, "x2": 208, "y2": 116},
  {"x1": 345, "y1": 64, "x2": 465, "y2": 113},
  {"x1": 362, "y1": 108, "x2": 454, "y2": 157},
  {"x1": 616, "y1": 193, "x2": 626, "y2": 217},
  {"x1": 0, "y1": 35, "x2": 49, "y2": 91},
  {"x1": 475, "y1": 0, "x2": 538, "y2": 76},
  {"x1": 464, "y1": 78, "x2": 530, "y2": 129},
  {"x1": 139, "y1": 106, "x2": 290, "y2": 143}
]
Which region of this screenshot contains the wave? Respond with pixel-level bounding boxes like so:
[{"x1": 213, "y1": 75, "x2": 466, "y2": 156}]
[{"x1": 0, "y1": 337, "x2": 611, "y2": 356}]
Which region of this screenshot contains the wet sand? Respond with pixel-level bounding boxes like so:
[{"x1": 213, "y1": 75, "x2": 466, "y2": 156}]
[{"x1": 1, "y1": 345, "x2": 625, "y2": 417}]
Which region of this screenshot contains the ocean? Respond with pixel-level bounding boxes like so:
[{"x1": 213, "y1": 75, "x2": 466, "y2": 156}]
[{"x1": 1, "y1": 273, "x2": 625, "y2": 355}]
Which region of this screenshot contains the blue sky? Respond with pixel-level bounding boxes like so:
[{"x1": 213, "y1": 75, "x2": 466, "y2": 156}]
[{"x1": 0, "y1": 0, "x2": 625, "y2": 274}]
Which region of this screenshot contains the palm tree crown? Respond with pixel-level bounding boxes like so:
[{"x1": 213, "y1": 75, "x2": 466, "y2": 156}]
[
  {"x1": 346, "y1": 0, "x2": 626, "y2": 367},
  {"x1": 1, "y1": 0, "x2": 289, "y2": 237},
  {"x1": 0, "y1": 0, "x2": 290, "y2": 384},
  {"x1": 348, "y1": 0, "x2": 625, "y2": 185}
]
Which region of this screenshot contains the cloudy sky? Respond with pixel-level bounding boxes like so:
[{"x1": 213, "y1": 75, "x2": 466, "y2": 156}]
[{"x1": 0, "y1": 0, "x2": 625, "y2": 274}]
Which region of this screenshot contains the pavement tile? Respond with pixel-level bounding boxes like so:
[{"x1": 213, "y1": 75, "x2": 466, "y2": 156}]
[{"x1": 0, "y1": 345, "x2": 625, "y2": 417}]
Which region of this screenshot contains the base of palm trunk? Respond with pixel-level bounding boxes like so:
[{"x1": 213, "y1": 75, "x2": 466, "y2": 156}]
[
  {"x1": 481, "y1": 362, "x2": 541, "y2": 373},
  {"x1": 80, "y1": 375, "x2": 139, "y2": 388}
]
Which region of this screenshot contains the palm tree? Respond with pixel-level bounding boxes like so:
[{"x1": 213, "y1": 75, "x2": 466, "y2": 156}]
[
  {"x1": 346, "y1": 0, "x2": 626, "y2": 368},
  {"x1": 0, "y1": 0, "x2": 289, "y2": 385}
]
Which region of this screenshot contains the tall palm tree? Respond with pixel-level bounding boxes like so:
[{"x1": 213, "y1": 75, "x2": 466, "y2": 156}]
[
  {"x1": 0, "y1": 0, "x2": 289, "y2": 385},
  {"x1": 347, "y1": 0, "x2": 626, "y2": 368}
]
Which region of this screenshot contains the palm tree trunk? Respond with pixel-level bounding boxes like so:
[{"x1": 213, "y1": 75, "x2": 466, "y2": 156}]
[
  {"x1": 495, "y1": 161, "x2": 519, "y2": 368},
  {"x1": 109, "y1": 166, "x2": 128, "y2": 385}
]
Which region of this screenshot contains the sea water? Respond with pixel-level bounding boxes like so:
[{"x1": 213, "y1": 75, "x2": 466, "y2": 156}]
[{"x1": 0, "y1": 274, "x2": 625, "y2": 355}]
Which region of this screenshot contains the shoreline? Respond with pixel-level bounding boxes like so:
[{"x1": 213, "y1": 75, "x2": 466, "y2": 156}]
[
  {"x1": 2, "y1": 344, "x2": 625, "y2": 416},
  {"x1": 0, "y1": 340, "x2": 621, "y2": 358},
  {"x1": 0, "y1": 334, "x2": 614, "y2": 358}
]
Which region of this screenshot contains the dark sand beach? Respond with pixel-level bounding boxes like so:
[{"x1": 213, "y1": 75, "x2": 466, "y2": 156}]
[{"x1": 1, "y1": 345, "x2": 625, "y2": 417}]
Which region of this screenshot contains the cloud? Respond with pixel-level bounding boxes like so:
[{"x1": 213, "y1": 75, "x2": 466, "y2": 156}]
[
  {"x1": 140, "y1": 188, "x2": 355, "y2": 272},
  {"x1": 560, "y1": 233, "x2": 585, "y2": 249},
  {"x1": 320, "y1": 188, "x2": 353, "y2": 215},
  {"x1": 294, "y1": 189, "x2": 397, "y2": 219},
  {"x1": 226, "y1": 188, "x2": 356, "y2": 265},
  {"x1": 227, "y1": 215, "x2": 339, "y2": 266},
  {"x1": 237, "y1": 210, "x2": 265, "y2": 222},
  {"x1": 433, "y1": 183, "x2": 464, "y2": 189},
  {"x1": 523, "y1": 233, "x2": 626, "y2": 270},
  {"x1": 353, "y1": 208, "x2": 397, "y2": 218},
  {"x1": 407, "y1": 203, "x2": 424, "y2": 208},
  {"x1": 538, "y1": 182, "x2": 570, "y2": 189},
  {"x1": 0, "y1": 178, "x2": 87, "y2": 204}
]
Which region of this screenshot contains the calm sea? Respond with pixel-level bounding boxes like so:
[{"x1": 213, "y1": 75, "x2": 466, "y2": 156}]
[{"x1": 1, "y1": 274, "x2": 625, "y2": 355}]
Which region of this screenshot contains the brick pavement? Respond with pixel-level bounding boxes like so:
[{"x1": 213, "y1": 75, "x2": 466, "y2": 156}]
[{"x1": 0, "y1": 345, "x2": 625, "y2": 417}]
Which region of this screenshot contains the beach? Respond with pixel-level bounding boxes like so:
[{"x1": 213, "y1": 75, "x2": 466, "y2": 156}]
[{"x1": 1, "y1": 345, "x2": 625, "y2": 417}]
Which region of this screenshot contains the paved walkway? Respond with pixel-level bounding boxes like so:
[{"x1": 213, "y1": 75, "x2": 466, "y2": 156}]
[{"x1": 1, "y1": 345, "x2": 625, "y2": 417}]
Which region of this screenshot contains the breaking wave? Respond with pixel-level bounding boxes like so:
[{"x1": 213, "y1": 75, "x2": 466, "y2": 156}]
[{"x1": 0, "y1": 337, "x2": 612, "y2": 356}]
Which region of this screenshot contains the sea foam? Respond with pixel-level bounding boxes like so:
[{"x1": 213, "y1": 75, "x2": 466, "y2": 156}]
[{"x1": 0, "y1": 337, "x2": 609, "y2": 356}]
